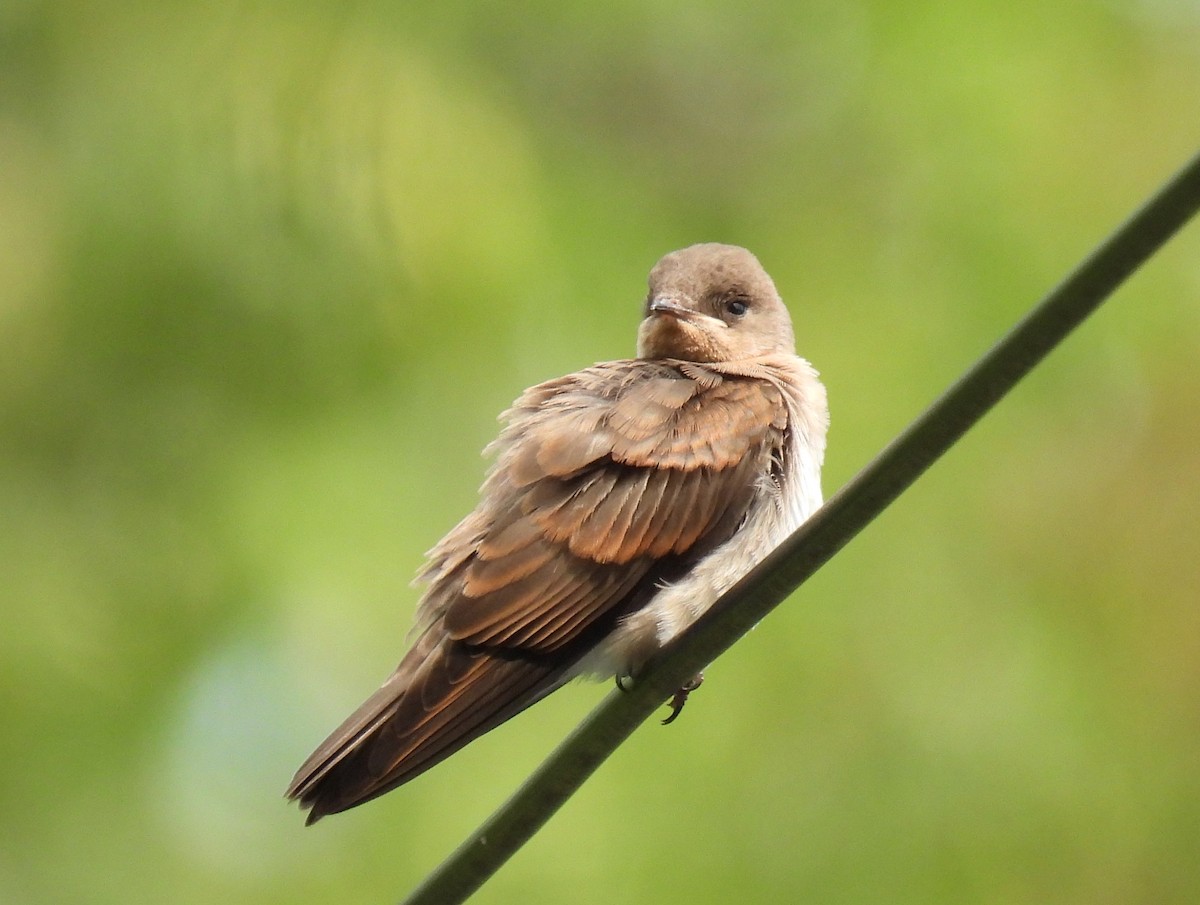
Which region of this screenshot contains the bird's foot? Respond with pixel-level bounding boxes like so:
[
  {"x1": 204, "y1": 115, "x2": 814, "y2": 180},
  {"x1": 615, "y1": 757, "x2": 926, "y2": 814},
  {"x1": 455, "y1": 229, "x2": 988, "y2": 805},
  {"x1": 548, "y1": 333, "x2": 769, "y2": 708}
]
[
  {"x1": 614, "y1": 673, "x2": 634, "y2": 693},
  {"x1": 662, "y1": 673, "x2": 704, "y2": 725}
]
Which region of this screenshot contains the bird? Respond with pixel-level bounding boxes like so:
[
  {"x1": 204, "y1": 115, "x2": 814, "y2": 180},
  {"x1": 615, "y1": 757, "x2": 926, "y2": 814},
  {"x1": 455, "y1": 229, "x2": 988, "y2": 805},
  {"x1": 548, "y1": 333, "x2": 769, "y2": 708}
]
[{"x1": 286, "y1": 243, "x2": 828, "y2": 823}]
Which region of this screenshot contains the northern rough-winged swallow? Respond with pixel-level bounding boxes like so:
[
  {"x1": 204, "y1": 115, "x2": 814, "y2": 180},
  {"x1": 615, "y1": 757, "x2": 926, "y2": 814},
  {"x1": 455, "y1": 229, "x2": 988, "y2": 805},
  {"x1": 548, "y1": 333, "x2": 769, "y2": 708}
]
[{"x1": 287, "y1": 243, "x2": 828, "y2": 823}]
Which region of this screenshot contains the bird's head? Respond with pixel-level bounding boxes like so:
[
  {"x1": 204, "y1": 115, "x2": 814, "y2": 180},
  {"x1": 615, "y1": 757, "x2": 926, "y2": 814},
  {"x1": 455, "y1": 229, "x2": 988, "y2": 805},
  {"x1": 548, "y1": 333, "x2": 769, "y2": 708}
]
[{"x1": 637, "y1": 244, "x2": 795, "y2": 362}]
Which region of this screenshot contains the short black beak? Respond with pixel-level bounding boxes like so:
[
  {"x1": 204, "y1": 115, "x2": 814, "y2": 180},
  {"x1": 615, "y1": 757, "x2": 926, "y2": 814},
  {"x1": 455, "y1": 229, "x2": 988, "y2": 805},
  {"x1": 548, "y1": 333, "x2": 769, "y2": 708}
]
[{"x1": 648, "y1": 297, "x2": 694, "y2": 319}]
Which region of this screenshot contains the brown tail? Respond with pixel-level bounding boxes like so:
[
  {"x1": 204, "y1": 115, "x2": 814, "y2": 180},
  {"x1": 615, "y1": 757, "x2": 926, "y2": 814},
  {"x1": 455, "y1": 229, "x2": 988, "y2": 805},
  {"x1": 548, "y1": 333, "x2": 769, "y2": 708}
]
[{"x1": 285, "y1": 627, "x2": 567, "y2": 824}]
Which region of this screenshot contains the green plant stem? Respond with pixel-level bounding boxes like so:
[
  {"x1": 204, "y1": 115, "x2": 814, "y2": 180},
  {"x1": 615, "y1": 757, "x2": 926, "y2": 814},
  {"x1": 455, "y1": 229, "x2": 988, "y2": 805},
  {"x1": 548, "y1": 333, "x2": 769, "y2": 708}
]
[{"x1": 400, "y1": 148, "x2": 1200, "y2": 905}]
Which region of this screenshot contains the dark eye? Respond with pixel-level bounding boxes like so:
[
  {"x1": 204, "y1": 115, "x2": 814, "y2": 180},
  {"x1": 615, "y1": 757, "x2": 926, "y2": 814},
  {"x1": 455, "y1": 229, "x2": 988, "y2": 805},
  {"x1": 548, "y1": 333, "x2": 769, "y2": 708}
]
[{"x1": 725, "y1": 297, "x2": 749, "y2": 317}]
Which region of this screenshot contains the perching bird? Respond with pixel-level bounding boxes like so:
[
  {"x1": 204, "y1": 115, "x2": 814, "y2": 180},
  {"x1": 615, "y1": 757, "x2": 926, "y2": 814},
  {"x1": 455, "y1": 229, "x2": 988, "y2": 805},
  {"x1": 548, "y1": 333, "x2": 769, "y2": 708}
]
[{"x1": 287, "y1": 243, "x2": 828, "y2": 823}]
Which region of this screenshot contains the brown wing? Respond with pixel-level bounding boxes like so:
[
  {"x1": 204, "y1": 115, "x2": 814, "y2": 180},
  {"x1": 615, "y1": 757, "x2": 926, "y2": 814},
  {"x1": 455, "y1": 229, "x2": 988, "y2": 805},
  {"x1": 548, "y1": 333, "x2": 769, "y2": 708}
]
[{"x1": 287, "y1": 359, "x2": 788, "y2": 821}]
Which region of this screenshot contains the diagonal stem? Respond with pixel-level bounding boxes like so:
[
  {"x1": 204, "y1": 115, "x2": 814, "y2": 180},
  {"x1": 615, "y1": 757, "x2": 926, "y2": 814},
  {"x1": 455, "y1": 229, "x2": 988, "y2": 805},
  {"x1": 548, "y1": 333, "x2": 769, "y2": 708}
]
[{"x1": 400, "y1": 148, "x2": 1200, "y2": 905}]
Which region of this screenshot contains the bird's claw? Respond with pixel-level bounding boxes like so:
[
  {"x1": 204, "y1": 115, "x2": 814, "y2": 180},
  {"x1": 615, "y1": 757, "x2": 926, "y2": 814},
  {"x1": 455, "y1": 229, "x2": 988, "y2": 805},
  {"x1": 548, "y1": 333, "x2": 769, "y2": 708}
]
[{"x1": 661, "y1": 673, "x2": 704, "y2": 725}]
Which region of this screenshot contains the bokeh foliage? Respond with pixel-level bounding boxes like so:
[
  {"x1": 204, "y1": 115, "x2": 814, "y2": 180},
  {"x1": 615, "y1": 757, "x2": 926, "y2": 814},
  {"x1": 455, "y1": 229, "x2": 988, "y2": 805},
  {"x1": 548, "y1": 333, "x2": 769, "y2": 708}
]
[{"x1": 1, "y1": 2, "x2": 1198, "y2": 903}]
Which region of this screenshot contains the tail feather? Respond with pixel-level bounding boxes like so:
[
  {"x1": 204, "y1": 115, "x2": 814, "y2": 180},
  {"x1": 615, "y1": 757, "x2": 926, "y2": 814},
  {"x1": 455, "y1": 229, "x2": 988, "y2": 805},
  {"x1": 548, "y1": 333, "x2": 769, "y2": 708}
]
[{"x1": 286, "y1": 629, "x2": 567, "y2": 823}]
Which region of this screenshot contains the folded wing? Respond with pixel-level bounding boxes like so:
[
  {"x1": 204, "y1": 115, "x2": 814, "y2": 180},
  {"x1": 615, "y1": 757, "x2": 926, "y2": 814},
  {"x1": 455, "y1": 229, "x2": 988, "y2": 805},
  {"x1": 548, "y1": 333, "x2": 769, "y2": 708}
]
[{"x1": 286, "y1": 359, "x2": 789, "y2": 821}]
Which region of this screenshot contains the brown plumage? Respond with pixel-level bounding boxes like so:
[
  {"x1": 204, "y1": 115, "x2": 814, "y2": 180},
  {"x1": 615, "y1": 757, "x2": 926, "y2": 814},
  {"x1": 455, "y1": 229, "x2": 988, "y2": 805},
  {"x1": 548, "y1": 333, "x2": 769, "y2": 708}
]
[{"x1": 286, "y1": 243, "x2": 828, "y2": 823}]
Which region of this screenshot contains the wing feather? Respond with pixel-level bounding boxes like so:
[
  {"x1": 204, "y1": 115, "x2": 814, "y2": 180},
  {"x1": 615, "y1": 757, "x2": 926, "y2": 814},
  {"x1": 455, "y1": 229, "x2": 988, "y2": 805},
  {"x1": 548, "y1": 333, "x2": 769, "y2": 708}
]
[{"x1": 288, "y1": 358, "x2": 795, "y2": 820}]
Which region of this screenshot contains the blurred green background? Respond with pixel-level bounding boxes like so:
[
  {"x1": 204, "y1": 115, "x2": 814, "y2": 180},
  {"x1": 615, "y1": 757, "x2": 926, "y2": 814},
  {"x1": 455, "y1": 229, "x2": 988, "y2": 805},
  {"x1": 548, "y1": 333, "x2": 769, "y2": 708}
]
[{"x1": 2, "y1": 1, "x2": 1198, "y2": 903}]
